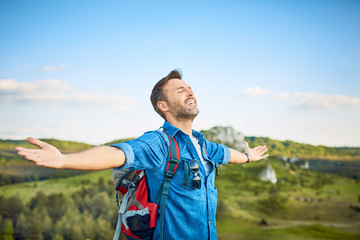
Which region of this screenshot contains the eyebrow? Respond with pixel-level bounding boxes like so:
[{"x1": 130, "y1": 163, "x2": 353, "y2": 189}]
[{"x1": 176, "y1": 86, "x2": 192, "y2": 90}]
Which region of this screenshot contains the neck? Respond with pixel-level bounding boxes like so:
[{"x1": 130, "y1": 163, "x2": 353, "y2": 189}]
[{"x1": 167, "y1": 118, "x2": 194, "y2": 137}]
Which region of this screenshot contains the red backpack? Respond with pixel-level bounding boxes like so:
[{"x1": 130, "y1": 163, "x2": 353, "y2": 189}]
[{"x1": 112, "y1": 131, "x2": 180, "y2": 240}]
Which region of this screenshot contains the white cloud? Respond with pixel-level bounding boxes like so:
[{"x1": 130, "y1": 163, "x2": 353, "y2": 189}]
[
  {"x1": 0, "y1": 79, "x2": 134, "y2": 111},
  {"x1": 274, "y1": 92, "x2": 291, "y2": 100},
  {"x1": 241, "y1": 86, "x2": 272, "y2": 96},
  {"x1": 39, "y1": 64, "x2": 67, "y2": 72},
  {"x1": 291, "y1": 92, "x2": 360, "y2": 110},
  {"x1": 274, "y1": 91, "x2": 360, "y2": 110}
]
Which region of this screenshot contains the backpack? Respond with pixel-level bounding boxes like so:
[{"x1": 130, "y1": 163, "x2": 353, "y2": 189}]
[{"x1": 112, "y1": 131, "x2": 180, "y2": 240}]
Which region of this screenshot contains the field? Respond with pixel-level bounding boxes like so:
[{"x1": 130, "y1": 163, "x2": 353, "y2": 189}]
[
  {"x1": 215, "y1": 159, "x2": 360, "y2": 239},
  {"x1": 1, "y1": 158, "x2": 359, "y2": 239},
  {"x1": 1, "y1": 137, "x2": 360, "y2": 239}
]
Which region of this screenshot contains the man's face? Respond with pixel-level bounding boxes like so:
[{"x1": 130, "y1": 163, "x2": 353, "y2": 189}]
[{"x1": 162, "y1": 78, "x2": 199, "y2": 121}]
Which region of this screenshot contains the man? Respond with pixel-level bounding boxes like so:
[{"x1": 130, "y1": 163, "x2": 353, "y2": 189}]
[{"x1": 16, "y1": 69, "x2": 269, "y2": 240}]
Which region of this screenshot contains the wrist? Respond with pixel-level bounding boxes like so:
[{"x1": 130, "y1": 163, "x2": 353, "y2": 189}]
[
  {"x1": 244, "y1": 153, "x2": 250, "y2": 163},
  {"x1": 60, "y1": 154, "x2": 70, "y2": 169}
]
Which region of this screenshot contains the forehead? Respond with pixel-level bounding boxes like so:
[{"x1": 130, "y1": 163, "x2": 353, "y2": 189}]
[{"x1": 163, "y1": 78, "x2": 190, "y2": 91}]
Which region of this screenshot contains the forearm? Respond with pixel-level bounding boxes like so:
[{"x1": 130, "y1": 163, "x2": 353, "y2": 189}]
[
  {"x1": 63, "y1": 146, "x2": 125, "y2": 170},
  {"x1": 229, "y1": 148, "x2": 249, "y2": 164}
]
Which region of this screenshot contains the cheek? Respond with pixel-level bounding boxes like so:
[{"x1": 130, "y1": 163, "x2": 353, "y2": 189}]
[{"x1": 169, "y1": 95, "x2": 185, "y2": 104}]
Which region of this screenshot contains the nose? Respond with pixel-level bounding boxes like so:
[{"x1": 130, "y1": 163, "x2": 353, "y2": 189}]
[{"x1": 187, "y1": 88, "x2": 194, "y2": 97}]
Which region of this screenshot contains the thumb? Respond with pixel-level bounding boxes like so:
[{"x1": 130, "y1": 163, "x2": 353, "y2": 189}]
[
  {"x1": 244, "y1": 140, "x2": 250, "y2": 151},
  {"x1": 27, "y1": 137, "x2": 47, "y2": 149}
]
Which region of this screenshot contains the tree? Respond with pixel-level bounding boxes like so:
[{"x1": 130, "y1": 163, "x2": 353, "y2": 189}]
[
  {"x1": 70, "y1": 225, "x2": 84, "y2": 240},
  {"x1": 0, "y1": 196, "x2": 6, "y2": 217},
  {"x1": 30, "y1": 207, "x2": 52, "y2": 240},
  {"x1": 4, "y1": 196, "x2": 23, "y2": 224},
  {"x1": 94, "y1": 217, "x2": 113, "y2": 239},
  {"x1": 14, "y1": 214, "x2": 31, "y2": 240},
  {"x1": 89, "y1": 192, "x2": 112, "y2": 219},
  {"x1": 46, "y1": 194, "x2": 67, "y2": 223},
  {"x1": 1, "y1": 218, "x2": 14, "y2": 240},
  {"x1": 81, "y1": 210, "x2": 95, "y2": 239},
  {"x1": 51, "y1": 234, "x2": 64, "y2": 240},
  {"x1": 29, "y1": 191, "x2": 48, "y2": 211}
]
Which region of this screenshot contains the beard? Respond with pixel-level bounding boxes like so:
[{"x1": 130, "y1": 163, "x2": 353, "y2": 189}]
[{"x1": 168, "y1": 101, "x2": 200, "y2": 121}]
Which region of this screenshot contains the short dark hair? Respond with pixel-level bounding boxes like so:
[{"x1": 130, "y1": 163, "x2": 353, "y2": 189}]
[{"x1": 150, "y1": 69, "x2": 182, "y2": 120}]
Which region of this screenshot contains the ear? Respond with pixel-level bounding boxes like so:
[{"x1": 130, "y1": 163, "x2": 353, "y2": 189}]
[{"x1": 157, "y1": 101, "x2": 168, "y2": 112}]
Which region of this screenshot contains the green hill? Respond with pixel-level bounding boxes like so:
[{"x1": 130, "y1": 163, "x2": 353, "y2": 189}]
[
  {"x1": 0, "y1": 139, "x2": 94, "y2": 186},
  {"x1": 1, "y1": 133, "x2": 360, "y2": 187},
  {"x1": 244, "y1": 136, "x2": 360, "y2": 161},
  {"x1": 1, "y1": 158, "x2": 359, "y2": 239}
]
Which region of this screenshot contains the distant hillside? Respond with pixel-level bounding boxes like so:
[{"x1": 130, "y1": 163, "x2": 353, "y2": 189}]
[
  {"x1": 0, "y1": 139, "x2": 93, "y2": 153},
  {"x1": 0, "y1": 139, "x2": 94, "y2": 186},
  {"x1": 200, "y1": 126, "x2": 360, "y2": 161},
  {"x1": 104, "y1": 137, "x2": 135, "y2": 146},
  {"x1": 1, "y1": 127, "x2": 359, "y2": 186},
  {"x1": 245, "y1": 136, "x2": 360, "y2": 161}
]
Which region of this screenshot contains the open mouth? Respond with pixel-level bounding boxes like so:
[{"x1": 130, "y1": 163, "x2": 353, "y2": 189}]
[{"x1": 185, "y1": 99, "x2": 196, "y2": 106}]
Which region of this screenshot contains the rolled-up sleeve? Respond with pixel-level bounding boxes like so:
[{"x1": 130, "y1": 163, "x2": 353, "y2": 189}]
[
  {"x1": 220, "y1": 145, "x2": 231, "y2": 165},
  {"x1": 205, "y1": 140, "x2": 231, "y2": 165},
  {"x1": 111, "y1": 142, "x2": 134, "y2": 169},
  {"x1": 111, "y1": 131, "x2": 168, "y2": 171}
]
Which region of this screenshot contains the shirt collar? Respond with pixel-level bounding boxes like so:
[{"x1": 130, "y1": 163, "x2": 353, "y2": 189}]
[
  {"x1": 162, "y1": 121, "x2": 180, "y2": 138},
  {"x1": 162, "y1": 121, "x2": 205, "y2": 141}
]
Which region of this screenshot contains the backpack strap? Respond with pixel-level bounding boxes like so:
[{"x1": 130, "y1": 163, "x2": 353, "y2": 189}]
[
  {"x1": 202, "y1": 145, "x2": 219, "y2": 176},
  {"x1": 155, "y1": 130, "x2": 181, "y2": 240}
]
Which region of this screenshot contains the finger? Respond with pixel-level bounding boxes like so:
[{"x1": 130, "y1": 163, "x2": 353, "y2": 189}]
[
  {"x1": 16, "y1": 147, "x2": 37, "y2": 156},
  {"x1": 23, "y1": 149, "x2": 39, "y2": 158},
  {"x1": 15, "y1": 146, "x2": 27, "y2": 152},
  {"x1": 27, "y1": 137, "x2": 47, "y2": 149},
  {"x1": 26, "y1": 155, "x2": 39, "y2": 162},
  {"x1": 253, "y1": 145, "x2": 266, "y2": 151},
  {"x1": 244, "y1": 141, "x2": 249, "y2": 149},
  {"x1": 22, "y1": 152, "x2": 40, "y2": 163},
  {"x1": 252, "y1": 146, "x2": 262, "y2": 151},
  {"x1": 258, "y1": 147, "x2": 268, "y2": 155},
  {"x1": 16, "y1": 147, "x2": 40, "y2": 160}
]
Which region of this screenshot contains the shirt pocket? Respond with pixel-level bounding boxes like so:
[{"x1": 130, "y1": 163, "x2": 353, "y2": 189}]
[{"x1": 171, "y1": 160, "x2": 202, "y2": 191}]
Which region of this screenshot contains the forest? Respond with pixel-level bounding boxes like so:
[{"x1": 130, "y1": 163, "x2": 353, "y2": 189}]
[{"x1": 0, "y1": 177, "x2": 117, "y2": 240}]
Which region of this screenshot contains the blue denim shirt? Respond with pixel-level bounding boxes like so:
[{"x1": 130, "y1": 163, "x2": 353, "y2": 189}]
[{"x1": 112, "y1": 121, "x2": 230, "y2": 240}]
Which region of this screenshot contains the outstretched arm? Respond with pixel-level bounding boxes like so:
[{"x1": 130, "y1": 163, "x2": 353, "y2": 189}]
[
  {"x1": 16, "y1": 137, "x2": 125, "y2": 170},
  {"x1": 229, "y1": 141, "x2": 269, "y2": 164}
]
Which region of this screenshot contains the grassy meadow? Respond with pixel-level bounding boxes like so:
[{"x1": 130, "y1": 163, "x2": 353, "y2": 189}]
[
  {"x1": 0, "y1": 137, "x2": 360, "y2": 239},
  {"x1": 215, "y1": 159, "x2": 360, "y2": 239}
]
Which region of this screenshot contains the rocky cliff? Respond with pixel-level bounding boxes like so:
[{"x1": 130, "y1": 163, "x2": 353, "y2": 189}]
[{"x1": 201, "y1": 126, "x2": 245, "y2": 151}]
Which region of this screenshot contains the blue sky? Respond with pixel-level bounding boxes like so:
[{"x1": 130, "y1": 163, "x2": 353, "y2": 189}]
[{"x1": 1, "y1": 0, "x2": 359, "y2": 147}]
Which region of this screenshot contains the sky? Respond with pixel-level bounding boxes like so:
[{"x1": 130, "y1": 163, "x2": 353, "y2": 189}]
[{"x1": 0, "y1": 0, "x2": 360, "y2": 147}]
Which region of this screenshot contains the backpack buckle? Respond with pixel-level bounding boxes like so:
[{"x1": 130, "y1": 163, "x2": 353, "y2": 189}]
[
  {"x1": 126, "y1": 176, "x2": 140, "y2": 189},
  {"x1": 126, "y1": 181, "x2": 136, "y2": 189},
  {"x1": 169, "y1": 157, "x2": 179, "y2": 164},
  {"x1": 165, "y1": 171, "x2": 173, "y2": 179}
]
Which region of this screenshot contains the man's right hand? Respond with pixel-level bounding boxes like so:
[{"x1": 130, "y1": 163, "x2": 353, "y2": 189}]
[
  {"x1": 16, "y1": 137, "x2": 126, "y2": 170},
  {"x1": 16, "y1": 137, "x2": 65, "y2": 169}
]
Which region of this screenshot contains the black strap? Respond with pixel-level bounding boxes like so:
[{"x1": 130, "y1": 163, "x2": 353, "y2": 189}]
[{"x1": 155, "y1": 130, "x2": 181, "y2": 240}]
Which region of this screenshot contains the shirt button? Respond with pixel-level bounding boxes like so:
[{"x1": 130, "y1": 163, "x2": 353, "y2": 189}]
[{"x1": 208, "y1": 200, "x2": 210, "y2": 203}]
